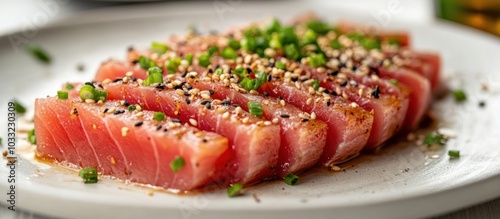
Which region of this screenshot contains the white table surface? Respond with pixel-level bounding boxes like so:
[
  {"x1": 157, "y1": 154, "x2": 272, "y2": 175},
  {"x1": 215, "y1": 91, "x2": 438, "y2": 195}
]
[{"x1": 0, "y1": 1, "x2": 499, "y2": 218}]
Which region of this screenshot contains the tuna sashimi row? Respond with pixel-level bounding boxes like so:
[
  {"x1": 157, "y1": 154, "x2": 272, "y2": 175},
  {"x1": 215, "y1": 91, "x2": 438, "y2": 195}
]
[{"x1": 34, "y1": 15, "x2": 441, "y2": 191}]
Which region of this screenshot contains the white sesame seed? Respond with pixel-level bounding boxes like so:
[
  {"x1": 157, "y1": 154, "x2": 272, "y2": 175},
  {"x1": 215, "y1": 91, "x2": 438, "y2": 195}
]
[
  {"x1": 189, "y1": 118, "x2": 198, "y2": 126},
  {"x1": 242, "y1": 117, "x2": 249, "y2": 124},
  {"x1": 350, "y1": 102, "x2": 359, "y2": 108},
  {"x1": 235, "y1": 107, "x2": 244, "y2": 115},
  {"x1": 264, "y1": 121, "x2": 272, "y2": 126},
  {"x1": 134, "y1": 112, "x2": 144, "y2": 117},
  {"x1": 222, "y1": 112, "x2": 230, "y2": 119},
  {"x1": 121, "y1": 127, "x2": 129, "y2": 137},
  {"x1": 201, "y1": 93, "x2": 211, "y2": 100},
  {"x1": 102, "y1": 79, "x2": 112, "y2": 85},
  {"x1": 216, "y1": 107, "x2": 225, "y2": 114},
  {"x1": 342, "y1": 92, "x2": 349, "y2": 100},
  {"x1": 280, "y1": 100, "x2": 285, "y2": 106},
  {"x1": 272, "y1": 118, "x2": 279, "y2": 124},
  {"x1": 249, "y1": 90, "x2": 259, "y2": 95},
  {"x1": 125, "y1": 71, "x2": 134, "y2": 77},
  {"x1": 175, "y1": 89, "x2": 184, "y2": 96},
  {"x1": 122, "y1": 76, "x2": 129, "y2": 84},
  {"x1": 311, "y1": 112, "x2": 317, "y2": 120},
  {"x1": 331, "y1": 166, "x2": 341, "y2": 171},
  {"x1": 306, "y1": 98, "x2": 313, "y2": 105},
  {"x1": 85, "y1": 99, "x2": 95, "y2": 104}
]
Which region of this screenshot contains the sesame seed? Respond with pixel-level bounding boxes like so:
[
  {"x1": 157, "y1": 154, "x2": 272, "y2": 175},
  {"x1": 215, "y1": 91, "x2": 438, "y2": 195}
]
[
  {"x1": 264, "y1": 121, "x2": 272, "y2": 126},
  {"x1": 311, "y1": 112, "x2": 317, "y2": 120},
  {"x1": 134, "y1": 112, "x2": 144, "y2": 117},
  {"x1": 172, "y1": 119, "x2": 181, "y2": 123},
  {"x1": 175, "y1": 89, "x2": 184, "y2": 96},
  {"x1": 189, "y1": 118, "x2": 198, "y2": 126},
  {"x1": 371, "y1": 85, "x2": 380, "y2": 99},
  {"x1": 134, "y1": 121, "x2": 143, "y2": 127},
  {"x1": 92, "y1": 124, "x2": 97, "y2": 129},
  {"x1": 272, "y1": 118, "x2": 279, "y2": 124},
  {"x1": 342, "y1": 92, "x2": 349, "y2": 100},
  {"x1": 249, "y1": 90, "x2": 259, "y2": 95},
  {"x1": 102, "y1": 78, "x2": 112, "y2": 85},
  {"x1": 201, "y1": 93, "x2": 211, "y2": 100},
  {"x1": 222, "y1": 112, "x2": 230, "y2": 119},
  {"x1": 350, "y1": 102, "x2": 359, "y2": 108},
  {"x1": 156, "y1": 125, "x2": 163, "y2": 131},
  {"x1": 235, "y1": 107, "x2": 244, "y2": 115},
  {"x1": 121, "y1": 127, "x2": 129, "y2": 137},
  {"x1": 111, "y1": 157, "x2": 116, "y2": 165},
  {"x1": 242, "y1": 117, "x2": 249, "y2": 124},
  {"x1": 331, "y1": 166, "x2": 341, "y2": 171},
  {"x1": 107, "y1": 107, "x2": 116, "y2": 114},
  {"x1": 85, "y1": 99, "x2": 95, "y2": 104},
  {"x1": 306, "y1": 98, "x2": 313, "y2": 105},
  {"x1": 200, "y1": 100, "x2": 210, "y2": 105},
  {"x1": 280, "y1": 100, "x2": 285, "y2": 106},
  {"x1": 302, "y1": 119, "x2": 309, "y2": 122},
  {"x1": 216, "y1": 107, "x2": 225, "y2": 114}
]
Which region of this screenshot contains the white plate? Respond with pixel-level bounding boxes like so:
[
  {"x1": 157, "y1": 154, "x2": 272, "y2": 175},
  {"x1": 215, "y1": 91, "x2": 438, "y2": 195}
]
[{"x1": 1, "y1": 1, "x2": 500, "y2": 219}]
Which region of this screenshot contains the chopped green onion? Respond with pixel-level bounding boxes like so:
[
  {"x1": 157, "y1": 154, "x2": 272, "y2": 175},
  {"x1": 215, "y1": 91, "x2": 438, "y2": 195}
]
[
  {"x1": 307, "y1": 20, "x2": 330, "y2": 35},
  {"x1": 255, "y1": 71, "x2": 267, "y2": 87},
  {"x1": 143, "y1": 67, "x2": 163, "y2": 86},
  {"x1": 79, "y1": 167, "x2": 98, "y2": 184},
  {"x1": 197, "y1": 52, "x2": 211, "y2": 68},
  {"x1": 361, "y1": 38, "x2": 381, "y2": 50},
  {"x1": 248, "y1": 102, "x2": 263, "y2": 117},
  {"x1": 452, "y1": 90, "x2": 467, "y2": 102},
  {"x1": 347, "y1": 32, "x2": 365, "y2": 42},
  {"x1": 275, "y1": 61, "x2": 286, "y2": 70},
  {"x1": 311, "y1": 79, "x2": 320, "y2": 91},
  {"x1": 222, "y1": 47, "x2": 238, "y2": 60},
  {"x1": 390, "y1": 79, "x2": 399, "y2": 86},
  {"x1": 388, "y1": 38, "x2": 401, "y2": 47},
  {"x1": 309, "y1": 53, "x2": 326, "y2": 67},
  {"x1": 269, "y1": 32, "x2": 282, "y2": 49},
  {"x1": 138, "y1": 55, "x2": 157, "y2": 70},
  {"x1": 65, "y1": 83, "x2": 74, "y2": 90},
  {"x1": 303, "y1": 29, "x2": 317, "y2": 45},
  {"x1": 13, "y1": 100, "x2": 26, "y2": 114},
  {"x1": 241, "y1": 36, "x2": 257, "y2": 52},
  {"x1": 94, "y1": 90, "x2": 108, "y2": 102},
  {"x1": 170, "y1": 156, "x2": 185, "y2": 173},
  {"x1": 26, "y1": 44, "x2": 51, "y2": 64},
  {"x1": 330, "y1": 39, "x2": 343, "y2": 50},
  {"x1": 153, "y1": 112, "x2": 165, "y2": 121},
  {"x1": 240, "y1": 77, "x2": 256, "y2": 91},
  {"x1": 57, "y1": 90, "x2": 68, "y2": 100},
  {"x1": 151, "y1": 42, "x2": 169, "y2": 54},
  {"x1": 166, "y1": 57, "x2": 181, "y2": 73},
  {"x1": 79, "y1": 85, "x2": 96, "y2": 101},
  {"x1": 28, "y1": 129, "x2": 36, "y2": 145},
  {"x1": 128, "y1": 105, "x2": 137, "y2": 111},
  {"x1": 448, "y1": 150, "x2": 460, "y2": 158},
  {"x1": 215, "y1": 68, "x2": 223, "y2": 75},
  {"x1": 233, "y1": 67, "x2": 247, "y2": 79},
  {"x1": 284, "y1": 173, "x2": 299, "y2": 186},
  {"x1": 185, "y1": 53, "x2": 194, "y2": 65},
  {"x1": 208, "y1": 45, "x2": 219, "y2": 56},
  {"x1": 243, "y1": 26, "x2": 261, "y2": 37},
  {"x1": 284, "y1": 44, "x2": 300, "y2": 61},
  {"x1": 266, "y1": 18, "x2": 282, "y2": 34},
  {"x1": 423, "y1": 132, "x2": 446, "y2": 147},
  {"x1": 228, "y1": 39, "x2": 241, "y2": 50},
  {"x1": 227, "y1": 183, "x2": 243, "y2": 197},
  {"x1": 279, "y1": 27, "x2": 299, "y2": 46}
]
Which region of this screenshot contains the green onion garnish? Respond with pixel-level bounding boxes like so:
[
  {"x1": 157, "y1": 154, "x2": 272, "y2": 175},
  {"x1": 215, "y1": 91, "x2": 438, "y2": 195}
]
[
  {"x1": 269, "y1": 32, "x2": 282, "y2": 49},
  {"x1": 128, "y1": 105, "x2": 137, "y2": 111},
  {"x1": 228, "y1": 39, "x2": 241, "y2": 50},
  {"x1": 208, "y1": 46, "x2": 219, "y2": 56},
  {"x1": 79, "y1": 85, "x2": 96, "y2": 101},
  {"x1": 303, "y1": 29, "x2": 317, "y2": 45},
  {"x1": 138, "y1": 55, "x2": 157, "y2": 70},
  {"x1": 222, "y1": 47, "x2": 238, "y2": 60},
  {"x1": 390, "y1": 79, "x2": 399, "y2": 86},
  {"x1": 57, "y1": 90, "x2": 68, "y2": 100},
  {"x1": 284, "y1": 173, "x2": 299, "y2": 186},
  {"x1": 143, "y1": 67, "x2": 163, "y2": 86},
  {"x1": 151, "y1": 42, "x2": 169, "y2": 54},
  {"x1": 215, "y1": 68, "x2": 223, "y2": 75},
  {"x1": 241, "y1": 36, "x2": 257, "y2": 52},
  {"x1": 423, "y1": 132, "x2": 446, "y2": 147},
  {"x1": 279, "y1": 27, "x2": 299, "y2": 45},
  {"x1": 13, "y1": 100, "x2": 26, "y2": 114},
  {"x1": 448, "y1": 150, "x2": 460, "y2": 158},
  {"x1": 266, "y1": 18, "x2": 282, "y2": 34},
  {"x1": 185, "y1": 53, "x2": 194, "y2": 65},
  {"x1": 166, "y1": 57, "x2": 181, "y2": 74},
  {"x1": 275, "y1": 61, "x2": 286, "y2": 70},
  {"x1": 233, "y1": 67, "x2": 247, "y2": 79},
  {"x1": 330, "y1": 39, "x2": 343, "y2": 50},
  {"x1": 153, "y1": 112, "x2": 165, "y2": 121},
  {"x1": 248, "y1": 102, "x2": 263, "y2": 117},
  {"x1": 240, "y1": 78, "x2": 256, "y2": 91},
  {"x1": 388, "y1": 38, "x2": 401, "y2": 47},
  {"x1": 79, "y1": 167, "x2": 98, "y2": 184},
  {"x1": 170, "y1": 156, "x2": 185, "y2": 173},
  {"x1": 227, "y1": 183, "x2": 243, "y2": 197},
  {"x1": 197, "y1": 52, "x2": 211, "y2": 68},
  {"x1": 284, "y1": 44, "x2": 300, "y2": 61},
  {"x1": 28, "y1": 129, "x2": 36, "y2": 145},
  {"x1": 307, "y1": 20, "x2": 330, "y2": 35},
  {"x1": 309, "y1": 53, "x2": 326, "y2": 67},
  {"x1": 94, "y1": 90, "x2": 108, "y2": 102},
  {"x1": 452, "y1": 90, "x2": 467, "y2": 102},
  {"x1": 361, "y1": 38, "x2": 381, "y2": 50},
  {"x1": 255, "y1": 71, "x2": 267, "y2": 86},
  {"x1": 65, "y1": 83, "x2": 74, "y2": 90},
  {"x1": 311, "y1": 79, "x2": 320, "y2": 91},
  {"x1": 26, "y1": 44, "x2": 51, "y2": 64}
]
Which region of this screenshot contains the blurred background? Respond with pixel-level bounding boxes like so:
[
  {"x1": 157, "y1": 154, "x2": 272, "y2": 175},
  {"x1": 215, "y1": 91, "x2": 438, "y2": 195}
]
[{"x1": 437, "y1": 0, "x2": 500, "y2": 36}]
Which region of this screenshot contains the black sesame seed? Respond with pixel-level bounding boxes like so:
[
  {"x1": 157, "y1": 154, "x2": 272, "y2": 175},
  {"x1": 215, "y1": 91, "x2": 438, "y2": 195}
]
[
  {"x1": 184, "y1": 91, "x2": 190, "y2": 97},
  {"x1": 123, "y1": 101, "x2": 130, "y2": 107},
  {"x1": 300, "y1": 78, "x2": 308, "y2": 82},
  {"x1": 113, "y1": 110, "x2": 125, "y2": 115},
  {"x1": 208, "y1": 69, "x2": 213, "y2": 74},
  {"x1": 327, "y1": 69, "x2": 338, "y2": 76},
  {"x1": 326, "y1": 101, "x2": 331, "y2": 106},
  {"x1": 479, "y1": 101, "x2": 486, "y2": 107},
  {"x1": 246, "y1": 67, "x2": 252, "y2": 73},
  {"x1": 263, "y1": 92, "x2": 269, "y2": 97},
  {"x1": 370, "y1": 66, "x2": 380, "y2": 75},
  {"x1": 155, "y1": 84, "x2": 166, "y2": 91},
  {"x1": 324, "y1": 90, "x2": 330, "y2": 94},
  {"x1": 103, "y1": 108, "x2": 109, "y2": 113},
  {"x1": 181, "y1": 71, "x2": 188, "y2": 78},
  {"x1": 201, "y1": 100, "x2": 210, "y2": 105},
  {"x1": 302, "y1": 119, "x2": 309, "y2": 122},
  {"x1": 209, "y1": 90, "x2": 214, "y2": 95},
  {"x1": 186, "y1": 85, "x2": 193, "y2": 90},
  {"x1": 232, "y1": 104, "x2": 240, "y2": 108},
  {"x1": 132, "y1": 60, "x2": 139, "y2": 65},
  {"x1": 180, "y1": 82, "x2": 186, "y2": 87},
  {"x1": 163, "y1": 128, "x2": 168, "y2": 132},
  {"x1": 278, "y1": 96, "x2": 283, "y2": 101},
  {"x1": 113, "y1": 78, "x2": 123, "y2": 83},
  {"x1": 330, "y1": 91, "x2": 338, "y2": 96},
  {"x1": 174, "y1": 85, "x2": 183, "y2": 90},
  {"x1": 202, "y1": 138, "x2": 208, "y2": 143},
  {"x1": 280, "y1": 114, "x2": 290, "y2": 118},
  {"x1": 130, "y1": 76, "x2": 137, "y2": 82},
  {"x1": 222, "y1": 100, "x2": 231, "y2": 105},
  {"x1": 156, "y1": 125, "x2": 163, "y2": 131},
  {"x1": 172, "y1": 119, "x2": 181, "y2": 123},
  {"x1": 185, "y1": 98, "x2": 191, "y2": 104},
  {"x1": 134, "y1": 121, "x2": 143, "y2": 127},
  {"x1": 227, "y1": 67, "x2": 232, "y2": 74},
  {"x1": 291, "y1": 77, "x2": 299, "y2": 82},
  {"x1": 206, "y1": 102, "x2": 212, "y2": 109},
  {"x1": 340, "y1": 81, "x2": 348, "y2": 87},
  {"x1": 267, "y1": 74, "x2": 272, "y2": 82},
  {"x1": 371, "y1": 85, "x2": 380, "y2": 99},
  {"x1": 215, "y1": 64, "x2": 220, "y2": 69},
  {"x1": 85, "y1": 82, "x2": 95, "y2": 88},
  {"x1": 97, "y1": 84, "x2": 104, "y2": 89}
]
